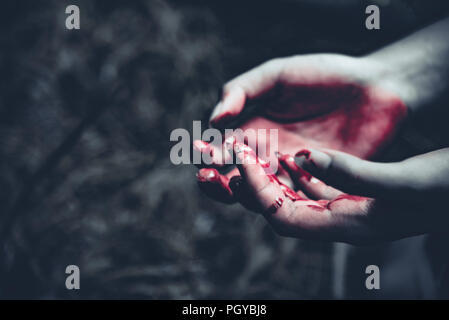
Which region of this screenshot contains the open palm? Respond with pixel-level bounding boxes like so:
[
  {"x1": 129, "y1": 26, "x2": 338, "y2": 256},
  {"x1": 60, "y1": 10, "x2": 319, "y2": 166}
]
[{"x1": 195, "y1": 54, "x2": 407, "y2": 203}]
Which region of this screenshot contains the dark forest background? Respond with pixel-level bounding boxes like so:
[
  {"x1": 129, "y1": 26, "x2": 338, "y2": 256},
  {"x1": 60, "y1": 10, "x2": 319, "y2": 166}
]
[{"x1": 1, "y1": 0, "x2": 449, "y2": 299}]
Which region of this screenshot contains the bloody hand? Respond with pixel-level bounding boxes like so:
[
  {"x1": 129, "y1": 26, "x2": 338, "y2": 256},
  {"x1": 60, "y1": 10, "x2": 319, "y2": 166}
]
[
  {"x1": 193, "y1": 18, "x2": 449, "y2": 244},
  {"x1": 194, "y1": 54, "x2": 407, "y2": 204},
  {"x1": 225, "y1": 144, "x2": 449, "y2": 244}
]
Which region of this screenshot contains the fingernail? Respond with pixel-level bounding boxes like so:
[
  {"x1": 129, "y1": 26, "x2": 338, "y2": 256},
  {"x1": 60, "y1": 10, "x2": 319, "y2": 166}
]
[
  {"x1": 295, "y1": 149, "x2": 311, "y2": 158},
  {"x1": 294, "y1": 149, "x2": 311, "y2": 164},
  {"x1": 294, "y1": 148, "x2": 332, "y2": 173}
]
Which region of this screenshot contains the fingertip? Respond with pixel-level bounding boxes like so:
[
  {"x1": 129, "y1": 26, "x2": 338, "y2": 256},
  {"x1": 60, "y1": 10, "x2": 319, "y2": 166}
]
[
  {"x1": 196, "y1": 168, "x2": 219, "y2": 182},
  {"x1": 194, "y1": 139, "x2": 234, "y2": 168},
  {"x1": 294, "y1": 148, "x2": 332, "y2": 174},
  {"x1": 209, "y1": 86, "x2": 246, "y2": 128},
  {"x1": 294, "y1": 149, "x2": 311, "y2": 159},
  {"x1": 193, "y1": 140, "x2": 212, "y2": 154},
  {"x1": 279, "y1": 153, "x2": 313, "y2": 181},
  {"x1": 209, "y1": 101, "x2": 223, "y2": 123},
  {"x1": 279, "y1": 152, "x2": 342, "y2": 200},
  {"x1": 196, "y1": 168, "x2": 234, "y2": 203}
]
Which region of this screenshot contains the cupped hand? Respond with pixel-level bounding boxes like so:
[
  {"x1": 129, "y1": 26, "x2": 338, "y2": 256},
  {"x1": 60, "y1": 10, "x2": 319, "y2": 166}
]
[
  {"x1": 213, "y1": 141, "x2": 449, "y2": 244},
  {"x1": 209, "y1": 54, "x2": 407, "y2": 158}
]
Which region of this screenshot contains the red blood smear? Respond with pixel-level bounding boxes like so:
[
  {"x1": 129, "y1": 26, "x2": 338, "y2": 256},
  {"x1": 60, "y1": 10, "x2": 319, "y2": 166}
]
[
  {"x1": 234, "y1": 143, "x2": 303, "y2": 202},
  {"x1": 297, "y1": 167, "x2": 312, "y2": 181},
  {"x1": 196, "y1": 168, "x2": 233, "y2": 203},
  {"x1": 275, "y1": 197, "x2": 284, "y2": 208},
  {"x1": 272, "y1": 174, "x2": 307, "y2": 201},
  {"x1": 306, "y1": 205, "x2": 326, "y2": 211},
  {"x1": 280, "y1": 184, "x2": 304, "y2": 201},
  {"x1": 278, "y1": 153, "x2": 312, "y2": 181},
  {"x1": 196, "y1": 168, "x2": 219, "y2": 182},
  {"x1": 268, "y1": 174, "x2": 280, "y2": 184},
  {"x1": 295, "y1": 150, "x2": 311, "y2": 159},
  {"x1": 325, "y1": 194, "x2": 370, "y2": 212},
  {"x1": 236, "y1": 81, "x2": 407, "y2": 161},
  {"x1": 206, "y1": 80, "x2": 407, "y2": 208},
  {"x1": 333, "y1": 194, "x2": 367, "y2": 202}
]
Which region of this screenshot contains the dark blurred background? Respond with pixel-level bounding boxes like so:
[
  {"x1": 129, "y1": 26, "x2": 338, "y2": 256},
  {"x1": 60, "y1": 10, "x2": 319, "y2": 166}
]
[{"x1": 1, "y1": 0, "x2": 449, "y2": 299}]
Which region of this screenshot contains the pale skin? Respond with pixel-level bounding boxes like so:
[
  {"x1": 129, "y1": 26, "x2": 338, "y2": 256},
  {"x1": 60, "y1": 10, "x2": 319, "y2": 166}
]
[{"x1": 195, "y1": 18, "x2": 449, "y2": 245}]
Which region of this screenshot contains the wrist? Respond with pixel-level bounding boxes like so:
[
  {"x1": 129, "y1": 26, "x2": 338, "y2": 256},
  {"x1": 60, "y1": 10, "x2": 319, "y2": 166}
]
[
  {"x1": 362, "y1": 18, "x2": 449, "y2": 115},
  {"x1": 360, "y1": 53, "x2": 420, "y2": 116}
]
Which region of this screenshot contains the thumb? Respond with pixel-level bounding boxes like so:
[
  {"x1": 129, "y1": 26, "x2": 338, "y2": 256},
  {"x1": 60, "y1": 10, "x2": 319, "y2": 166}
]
[
  {"x1": 294, "y1": 148, "x2": 406, "y2": 198},
  {"x1": 209, "y1": 59, "x2": 285, "y2": 128}
]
